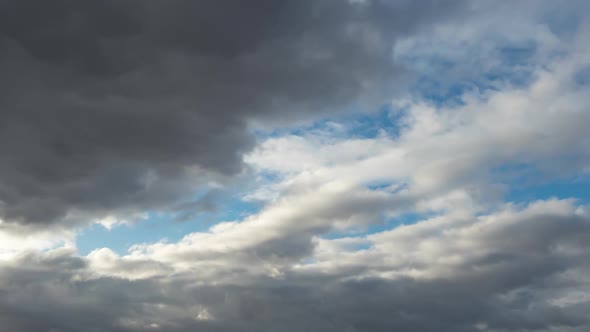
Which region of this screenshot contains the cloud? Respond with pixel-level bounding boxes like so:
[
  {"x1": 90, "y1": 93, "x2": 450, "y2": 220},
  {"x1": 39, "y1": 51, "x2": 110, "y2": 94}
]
[
  {"x1": 247, "y1": 22, "x2": 590, "y2": 207},
  {"x1": 0, "y1": 1, "x2": 590, "y2": 331},
  {"x1": 0, "y1": 199, "x2": 588, "y2": 332},
  {"x1": 0, "y1": 0, "x2": 468, "y2": 227}
]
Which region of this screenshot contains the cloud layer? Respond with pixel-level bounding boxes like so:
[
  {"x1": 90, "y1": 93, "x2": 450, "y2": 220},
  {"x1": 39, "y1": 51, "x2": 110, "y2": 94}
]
[
  {"x1": 0, "y1": 1, "x2": 590, "y2": 331},
  {"x1": 1, "y1": 199, "x2": 589, "y2": 332}
]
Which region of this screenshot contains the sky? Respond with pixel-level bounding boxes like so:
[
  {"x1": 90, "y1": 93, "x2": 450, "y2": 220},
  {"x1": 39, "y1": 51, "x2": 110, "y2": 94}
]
[{"x1": 0, "y1": 1, "x2": 590, "y2": 331}]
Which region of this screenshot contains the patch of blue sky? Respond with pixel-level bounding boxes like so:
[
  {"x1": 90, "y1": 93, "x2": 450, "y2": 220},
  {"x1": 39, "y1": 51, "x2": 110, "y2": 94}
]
[
  {"x1": 330, "y1": 103, "x2": 405, "y2": 139},
  {"x1": 323, "y1": 211, "x2": 436, "y2": 242},
  {"x1": 77, "y1": 213, "x2": 172, "y2": 255},
  {"x1": 491, "y1": 162, "x2": 590, "y2": 205},
  {"x1": 77, "y1": 195, "x2": 261, "y2": 255},
  {"x1": 255, "y1": 169, "x2": 284, "y2": 183},
  {"x1": 365, "y1": 181, "x2": 408, "y2": 195},
  {"x1": 366, "y1": 211, "x2": 438, "y2": 235},
  {"x1": 365, "y1": 182, "x2": 393, "y2": 191},
  {"x1": 209, "y1": 194, "x2": 262, "y2": 223},
  {"x1": 252, "y1": 118, "x2": 336, "y2": 139},
  {"x1": 401, "y1": 38, "x2": 540, "y2": 108},
  {"x1": 505, "y1": 176, "x2": 590, "y2": 205},
  {"x1": 255, "y1": 103, "x2": 406, "y2": 142},
  {"x1": 413, "y1": 79, "x2": 472, "y2": 107}
]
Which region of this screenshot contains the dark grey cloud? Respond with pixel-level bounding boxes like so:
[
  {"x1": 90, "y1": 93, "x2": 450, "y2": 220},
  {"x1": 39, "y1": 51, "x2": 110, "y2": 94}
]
[{"x1": 0, "y1": 0, "x2": 465, "y2": 226}]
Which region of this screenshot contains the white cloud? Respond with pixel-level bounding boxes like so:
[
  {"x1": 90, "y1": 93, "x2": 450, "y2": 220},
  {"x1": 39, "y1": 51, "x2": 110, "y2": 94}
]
[{"x1": 0, "y1": 224, "x2": 75, "y2": 260}]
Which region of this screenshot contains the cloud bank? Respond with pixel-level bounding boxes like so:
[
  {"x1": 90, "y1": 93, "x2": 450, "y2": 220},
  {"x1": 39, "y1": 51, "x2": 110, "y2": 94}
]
[{"x1": 0, "y1": 1, "x2": 589, "y2": 331}]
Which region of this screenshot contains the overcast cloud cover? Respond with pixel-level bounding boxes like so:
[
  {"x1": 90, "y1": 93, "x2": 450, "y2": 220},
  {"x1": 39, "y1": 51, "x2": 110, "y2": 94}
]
[{"x1": 1, "y1": 0, "x2": 590, "y2": 331}]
